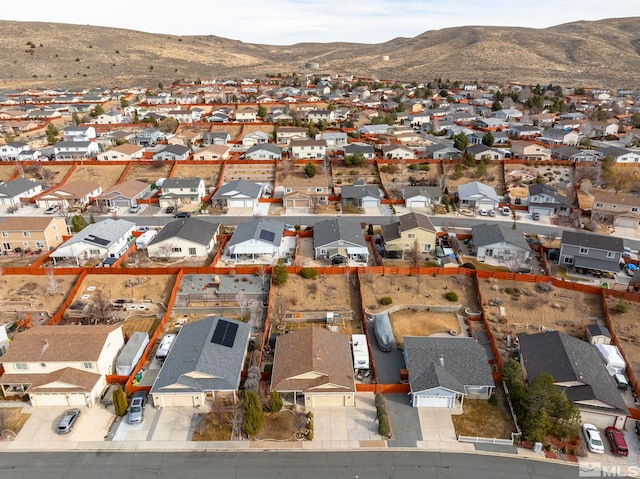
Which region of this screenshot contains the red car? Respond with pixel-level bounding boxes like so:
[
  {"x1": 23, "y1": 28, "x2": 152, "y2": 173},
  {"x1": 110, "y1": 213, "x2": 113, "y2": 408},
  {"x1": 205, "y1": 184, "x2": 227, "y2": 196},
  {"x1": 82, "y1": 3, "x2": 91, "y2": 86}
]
[{"x1": 604, "y1": 427, "x2": 629, "y2": 457}]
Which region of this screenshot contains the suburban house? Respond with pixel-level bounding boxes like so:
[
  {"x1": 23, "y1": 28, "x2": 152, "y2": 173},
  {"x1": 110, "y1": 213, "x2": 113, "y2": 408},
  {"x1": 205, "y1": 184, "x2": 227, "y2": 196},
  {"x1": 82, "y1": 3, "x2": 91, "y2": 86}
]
[
  {"x1": 493, "y1": 108, "x2": 522, "y2": 121},
  {"x1": 276, "y1": 127, "x2": 308, "y2": 146},
  {"x1": 158, "y1": 177, "x2": 206, "y2": 209},
  {"x1": 381, "y1": 212, "x2": 437, "y2": 256},
  {"x1": 539, "y1": 128, "x2": 580, "y2": 146},
  {"x1": 0, "y1": 178, "x2": 43, "y2": 206},
  {"x1": 96, "y1": 143, "x2": 145, "y2": 161},
  {"x1": 504, "y1": 125, "x2": 542, "y2": 138},
  {"x1": 244, "y1": 144, "x2": 282, "y2": 160},
  {"x1": 403, "y1": 337, "x2": 495, "y2": 408},
  {"x1": 456, "y1": 181, "x2": 500, "y2": 213},
  {"x1": 471, "y1": 223, "x2": 531, "y2": 265},
  {"x1": 510, "y1": 141, "x2": 551, "y2": 161},
  {"x1": 194, "y1": 144, "x2": 231, "y2": 160},
  {"x1": 307, "y1": 109, "x2": 335, "y2": 124},
  {"x1": 344, "y1": 143, "x2": 375, "y2": 160},
  {"x1": 291, "y1": 139, "x2": 327, "y2": 159},
  {"x1": 202, "y1": 132, "x2": 231, "y2": 146},
  {"x1": 151, "y1": 316, "x2": 250, "y2": 407},
  {"x1": 558, "y1": 230, "x2": 624, "y2": 276},
  {"x1": 426, "y1": 143, "x2": 460, "y2": 160},
  {"x1": 212, "y1": 180, "x2": 264, "y2": 209},
  {"x1": 95, "y1": 180, "x2": 150, "y2": 209},
  {"x1": 234, "y1": 107, "x2": 258, "y2": 122},
  {"x1": 0, "y1": 141, "x2": 30, "y2": 160},
  {"x1": 313, "y1": 218, "x2": 369, "y2": 265},
  {"x1": 132, "y1": 127, "x2": 164, "y2": 146},
  {"x1": 51, "y1": 219, "x2": 135, "y2": 264},
  {"x1": 381, "y1": 144, "x2": 416, "y2": 160},
  {"x1": 0, "y1": 324, "x2": 125, "y2": 407},
  {"x1": 152, "y1": 145, "x2": 191, "y2": 161},
  {"x1": 402, "y1": 186, "x2": 442, "y2": 209},
  {"x1": 0, "y1": 216, "x2": 66, "y2": 253},
  {"x1": 590, "y1": 190, "x2": 640, "y2": 229},
  {"x1": 585, "y1": 121, "x2": 619, "y2": 138},
  {"x1": 318, "y1": 131, "x2": 348, "y2": 149},
  {"x1": 519, "y1": 331, "x2": 628, "y2": 428},
  {"x1": 62, "y1": 126, "x2": 96, "y2": 142},
  {"x1": 91, "y1": 111, "x2": 123, "y2": 124},
  {"x1": 147, "y1": 218, "x2": 220, "y2": 259},
  {"x1": 279, "y1": 169, "x2": 330, "y2": 214},
  {"x1": 527, "y1": 184, "x2": 571, "y2": 217},
  {"x1": 241, "y1": 131, "x2": 270, "y2": 147},
  {"x1": 35, "y1": 180, "x2": 102, "y2": 210},
  {"x1": 270, "y1": 327, "x2": 356, "y2": 407},
  {"x1": 596, "y1": 146, "x2": 640, "y2": 164},
  {"x1": 465, "y1": 144, "x2": 505, "y2": 161},
  {"x1": 226, "y1": 218, "x2": 286, "y2": 261},
  {"x1": 553, "y1": 146, "x2": 598, "y2": 162},
  {"x1": 53, "y1": 140, "x2": 100, "y2": 160},
  {"x1": 340, "y1": 181, "x2": 383, "y2": 207}
]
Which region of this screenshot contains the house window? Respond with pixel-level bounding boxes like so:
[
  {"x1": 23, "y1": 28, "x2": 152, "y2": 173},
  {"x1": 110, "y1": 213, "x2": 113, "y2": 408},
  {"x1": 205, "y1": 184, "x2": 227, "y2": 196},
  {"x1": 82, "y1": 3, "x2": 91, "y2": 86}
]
[
  {"x1": 564, "y1": 257, "x2": 574, "y2": 264},
  {"x1": 607, "y1": 251, "x2": 615, "y2": 259},
  {"x1": 407, "y1": 233, "x2": 416, "y2": 239},
  {"x1": 90, "y1": 249, "x2": 100, "y2": 255},
  {"x1": 22, "y1": 241, "x2": 29, "y2": 247},
  {"x1": 2, "y1": 242, "x2": 10, "y2": 250},
  {"x1": 423, "y1": 244, "x2": 432, "y2": 252},
  {"x1": 632, "y1": 207, "x2": 639, "y2": 213},
  {"x1": 23, "y1": 231, "x2": 30, "y2": 237},
  {"x1": 189, "y1": 248, "x2": 196, "y2": 255},
  {"x1": 595, "y1": 203, "x2": 604, "y2": 208},
  {"x1": 579, "y1": 247, "x2": 589, "y2": 255},
  {"x1": 190, "y1": 188, "x2": 197, "y2": 193},
  {"x1": 316, "y1": 188, "x2": 323, "y2": 193},
  {"x1": 83, "y1": 362, "x2": 92, "y2": 369},
  {"x1": 36, "y1": 241, "x2": 44, "y2": 248},
  {"x1": 53, "y1": 224, "x2": 57, "y2": 230},
  {"x1": 14, "y1": 363, "x2": 28, "y2": 370},
  {"x1": 55, "y1": 235, "x2": 60, "y2": 242},
  {"x1": 172, "y1": 247, "x2": 182, "y2": 252},
  {"x1": 285, "y1": 188, "x2": 292, "y2": 193}
]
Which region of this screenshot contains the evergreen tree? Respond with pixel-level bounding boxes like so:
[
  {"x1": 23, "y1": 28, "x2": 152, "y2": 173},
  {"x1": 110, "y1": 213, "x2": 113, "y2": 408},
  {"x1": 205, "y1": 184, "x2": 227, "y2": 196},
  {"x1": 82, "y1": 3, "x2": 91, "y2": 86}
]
[
  {"x1": 304, "y1": 161, "x2": 317, "y2": 178},
  {"x1": 242, "y1": 391, "x2": 264, "y2": 436},
  {"x1": 272, "y1": 259, "x2": 288, "y2": 286}
]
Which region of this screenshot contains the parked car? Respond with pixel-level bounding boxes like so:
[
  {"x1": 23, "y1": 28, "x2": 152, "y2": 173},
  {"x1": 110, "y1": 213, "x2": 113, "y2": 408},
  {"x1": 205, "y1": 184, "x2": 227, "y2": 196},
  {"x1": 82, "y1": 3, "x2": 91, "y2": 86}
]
[
  {"x1": 582, "y1": 423, "x2": 605, "y2": 454},
  {"x1": 623, "y1": 246, "x2": 633, "y2": 258},
  {"x1": 532, "y1": 212, "x2": 540, "y2": 221},
  {"x1": 435, "y1": 246, "x2": 445, "y2": 258},
  {"x1": 108, "y1": 205, "x2": 119, "y2": 213},
  {"x1": 127, "y1": 390, "x2": 147, "y2": 424},
  {"x1": 165, "y1": 205, "x2": 175, "y2": 214},
  {"x1": 129, "y1": 204, "x2": 141, "y2": 214},
  {"x1": 56, "y1": 408, "x2": 81, "y2": 434},
  {"x1": 174, "y1": 212, "x2": 191, "y2": 218},
  {"x1": 605, "y1": 426, "x2": 629, "y2": 456},
  {"x1": 488, "y1": 209, "x2": 496, "y2": 217},
  {"x1": 478, "y1": 208, "x2": 488, "y2": 216},
  {"x1": 501, "y1": 206, "x2": 511, "y2": 216},
  {"x1": 613, "y1": 373, "x2": 629, "y2": 391},
  {"x1": 45, "y1": 205, "x2": 60, "y2": 215}
]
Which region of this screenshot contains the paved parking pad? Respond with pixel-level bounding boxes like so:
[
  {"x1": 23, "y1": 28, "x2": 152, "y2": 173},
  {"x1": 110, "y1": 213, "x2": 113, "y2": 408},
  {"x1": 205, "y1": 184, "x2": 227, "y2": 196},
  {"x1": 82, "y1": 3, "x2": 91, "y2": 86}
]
[
  {"x1": 385, "y1": 393, "x2": 422, "y2": 448},
  {"x1": 312, "y1": 393, "x2": 380, "y2": 445}
]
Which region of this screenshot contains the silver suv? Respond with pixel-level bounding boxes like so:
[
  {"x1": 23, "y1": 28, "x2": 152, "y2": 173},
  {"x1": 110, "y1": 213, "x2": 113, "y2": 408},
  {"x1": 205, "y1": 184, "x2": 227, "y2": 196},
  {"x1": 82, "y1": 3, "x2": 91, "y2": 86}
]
[{"x1": 127, "y1": 391, "x2": 147, "y2": 424}]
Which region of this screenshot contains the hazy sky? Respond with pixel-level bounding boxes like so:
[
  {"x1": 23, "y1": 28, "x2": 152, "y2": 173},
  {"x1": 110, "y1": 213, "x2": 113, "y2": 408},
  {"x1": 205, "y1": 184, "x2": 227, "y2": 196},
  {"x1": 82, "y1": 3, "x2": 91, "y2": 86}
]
[{"x1": 2, "y1": 0, "x2": 639, "y2": 44}]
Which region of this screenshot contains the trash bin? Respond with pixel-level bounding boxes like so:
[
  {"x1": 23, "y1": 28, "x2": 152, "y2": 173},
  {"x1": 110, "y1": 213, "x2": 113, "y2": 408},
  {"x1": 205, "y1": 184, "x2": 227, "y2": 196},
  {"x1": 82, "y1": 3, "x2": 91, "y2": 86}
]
[{"x1": 533, "y1": 442, "x2": 543, "y2": 453}]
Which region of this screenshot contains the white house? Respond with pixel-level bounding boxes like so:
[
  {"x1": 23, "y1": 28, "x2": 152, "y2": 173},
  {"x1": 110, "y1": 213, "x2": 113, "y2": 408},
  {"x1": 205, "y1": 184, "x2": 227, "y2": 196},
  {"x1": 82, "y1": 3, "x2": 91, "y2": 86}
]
[
  {"x1": 212, "y1": 180, "x2": 264, "y2": 209},
  {"x1": 457, "y1": 181, "x2": 500, "y2": 212},
  {"x1": 147, "y1": 218, "x2": 220, "y2": 259},
  {"x1": 226, "y1": 218, "x2": 286, "y2": 260},
  {"x1": 471, "y1": 223, "x2": 531, "y2": 265},
  {"x1": 291, "y1": 139, "x2": 327, "y2": 159},
  {"x1": 0, "y1": 178, "x2": 43, "y2": 206},
  {"x1": 244, "y1": 144, "x2": 282, "y2": 160}
]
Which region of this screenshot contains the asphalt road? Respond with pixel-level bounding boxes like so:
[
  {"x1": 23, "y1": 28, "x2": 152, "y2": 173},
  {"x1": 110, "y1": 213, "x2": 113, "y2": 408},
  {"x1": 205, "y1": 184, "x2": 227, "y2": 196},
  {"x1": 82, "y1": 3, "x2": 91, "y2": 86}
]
[{"x1": 0, "y1": 451, "x2": 577, "y2": 479}]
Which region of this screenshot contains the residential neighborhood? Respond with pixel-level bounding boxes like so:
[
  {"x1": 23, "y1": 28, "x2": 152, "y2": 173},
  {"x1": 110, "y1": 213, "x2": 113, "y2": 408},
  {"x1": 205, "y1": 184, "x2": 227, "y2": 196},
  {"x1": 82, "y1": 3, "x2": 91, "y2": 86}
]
[{"x1": 0, "y1": 72, "x2": 640, "y2": 475}]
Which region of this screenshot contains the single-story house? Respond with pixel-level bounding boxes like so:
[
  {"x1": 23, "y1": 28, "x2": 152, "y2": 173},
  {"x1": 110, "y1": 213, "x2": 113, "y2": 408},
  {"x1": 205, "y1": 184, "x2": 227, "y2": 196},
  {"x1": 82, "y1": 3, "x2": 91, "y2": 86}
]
[
  {"x1": 402, "y1": 186, "x2": 442, "y2": 209},
  {"x1": 457, "y1": 181, "x2": 500, "y2": 212},
  {"x1": 226, "y1": 218, "x2": 285, "y2": 260},
  {"x1": 313, "y1": 218, "x2": 369, "y2": 265},
  {"x1": 340, "y1": 181, "x2": 383, "y2": 207},
  {"x1": 96, "y1": 180, "x2": 150, "y2": 209},
  {"x1": 244, "y1": 144, "x2": 282, "y2": 160},
  {"x1": 147, "y1": 218, "x2": 220, "y2": 259},
  {"x1": 212, "y1": 180, "x2": 264, "y2": 209},
  {"x1": 152, "y1": 145, "x2": 191, "y2": 161},
  {"x1": 0, "y1": 178, "x2": 43, "y2": 206},
  {"x1": 471, "y1": 223, "x2": 531, "y2": 266},
  {"x1": 36, "y1": 180, "x2": 102, "y2": 210}
]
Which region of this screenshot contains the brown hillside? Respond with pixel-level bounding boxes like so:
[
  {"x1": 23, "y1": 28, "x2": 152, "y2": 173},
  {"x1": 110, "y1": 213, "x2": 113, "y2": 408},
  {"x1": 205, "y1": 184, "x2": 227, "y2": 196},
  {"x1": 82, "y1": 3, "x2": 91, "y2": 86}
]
[{"x1": 1, "y1": 17, "x2": 639, "y2": 88}]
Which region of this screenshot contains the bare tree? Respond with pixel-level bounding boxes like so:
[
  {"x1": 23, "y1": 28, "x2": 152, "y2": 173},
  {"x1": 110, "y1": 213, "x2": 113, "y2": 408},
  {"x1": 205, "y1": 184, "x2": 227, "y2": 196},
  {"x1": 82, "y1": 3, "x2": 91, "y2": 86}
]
[
  {"x1": 91, "y1": 289, "x2": 113, "y2": 323},
  {"x1": 235, "y1": 291, "x2": 250, "y2": 320},
  {"x1": 244, "y1": 365, "x2": 261, "y2": 393},
  {"x1": 227, "y1": 406, "x2": 243, "y2": 439},
  {"x1": 255, "y1": 264, "x2": 269, "y2": 287},
  {"x1": 210, "y1": 396, "x2": 229, "y2": 428},
  {"x1": 156, "y1": 242, "x2": 176, "y2": 262},
  {"x1": 45, "y1": 268, "x2": 59, "y2": 295},
  {"x1": 270, "y1": 291, "x2": 288, "y2": 325},
  {"x1": 499, "y1": 250, "x2": 530, "y2": 273},
  {"x1": 405, "y1": 240, "x2": 422, "y2": 268}
]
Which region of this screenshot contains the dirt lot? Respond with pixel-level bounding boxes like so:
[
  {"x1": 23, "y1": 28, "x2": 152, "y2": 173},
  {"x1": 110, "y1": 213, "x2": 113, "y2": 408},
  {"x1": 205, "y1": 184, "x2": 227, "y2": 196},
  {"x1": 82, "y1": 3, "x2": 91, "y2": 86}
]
[
  {"x1": 210, "y1": 124, "x2": 243, "y2": 141},
  {"x1": 223, "y1": 163, "x2": 275, "y2": 184},
  {"x1": 378, "y1": 163, "x2": 443, "y2": 199},
  {"x1": 73, "y1": 274, "x2": 177, "y2": 305},
  {"x1": 125, "y1": 251, "x2": 213, "y2": 269},
  {"x1": 172, "y1": 163, "x2": 221, "y2": 188},
  {"x1": 120, "y1": 315, "x2": 161, "y2": 339},
  {"x1": 0, "y1": 164, "x2": 19, "y2": 182},
  {"x1": 478, "y1": 278, "x2": 604, "y2": 351},
  {"x1": 445, "y1": 163, "x2": 504, "y2": 195},
  {"x1": 360, "y1": 274, "x2": 479, "y2": 313},
  {"x1": 192, "y1": 412, "x2": 233, "y2": 441},
  {"x1": 66, "y1": 164, "x2": 127, "y2": 191},
  {"x1": 389, "y1": 309, "x2": 461, "y2": 347},
  {"x1": 123, "y1": 162, "x2": 174, "y2": 184},
  {"x1": 254, "y1": 409, "x2": 307, "y2": 440},
  {"x1": 0, "y1": 274, "x2": 77, "y2": 321},
  {"x1": 452, "y1": 398, "x2": 516, "y2": 439},
  {"x1": 607, "y1": 298, "x2": 640, "y2": 378}
]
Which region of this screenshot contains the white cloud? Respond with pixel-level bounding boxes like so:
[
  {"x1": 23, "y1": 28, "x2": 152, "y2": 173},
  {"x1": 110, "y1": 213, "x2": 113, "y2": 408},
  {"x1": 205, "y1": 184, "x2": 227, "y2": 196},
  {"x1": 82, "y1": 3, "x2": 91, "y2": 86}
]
[{"x1": 1, "y1": 0, "x2": 639, "y2": 44}]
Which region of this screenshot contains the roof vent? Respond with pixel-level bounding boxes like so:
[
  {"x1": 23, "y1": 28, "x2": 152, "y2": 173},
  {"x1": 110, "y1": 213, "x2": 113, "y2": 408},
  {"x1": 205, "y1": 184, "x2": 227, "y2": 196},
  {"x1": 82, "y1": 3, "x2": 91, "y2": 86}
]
[{"x1": 439, "y1": 354, "x2": 444, "y2": 368}]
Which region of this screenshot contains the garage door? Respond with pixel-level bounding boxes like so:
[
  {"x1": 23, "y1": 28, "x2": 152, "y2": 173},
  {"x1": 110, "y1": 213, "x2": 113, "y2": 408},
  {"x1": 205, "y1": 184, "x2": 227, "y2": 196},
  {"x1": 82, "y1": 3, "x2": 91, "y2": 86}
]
[
  {"x1": 113, "y1": 199, "x2": 131, "y2": 207},
  {"x1": 308, "y1": 394, "x2": 346, "y2": 407},
  {"x1": 362, "y1": 199, "x2": 379, "y2": 207},
  {"x1": 531, "y1": 207, "x2": 552, "y2": 216},
  {"x1": 409, "y1": 201, "x2": 427, "y2": 208},
  {"x1": 414, "y1": 395, "x2": 453, "y2": 408},
  {"x1": 31, "y1": 393, "x2": 88, "y2": 407},
  {"x1": 153, "y1": 394, "x2": 202, "y2": 408},
  {"x1": 615, "y1": 217, "x2": 639, "y2": 228}
]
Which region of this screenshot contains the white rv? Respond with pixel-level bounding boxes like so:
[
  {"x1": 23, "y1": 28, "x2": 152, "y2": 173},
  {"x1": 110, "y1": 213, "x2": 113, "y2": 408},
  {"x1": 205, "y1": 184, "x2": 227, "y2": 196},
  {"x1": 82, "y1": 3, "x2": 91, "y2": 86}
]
[
  {"x1": 351, "y1": 334, "x2": 370, "y2": 370},
  {"x1": 155, "y1": 334, "x2": 176, "y2": 361},
  {"x1": 135, "y1": 230, "x2": 158, "y2": 250}
]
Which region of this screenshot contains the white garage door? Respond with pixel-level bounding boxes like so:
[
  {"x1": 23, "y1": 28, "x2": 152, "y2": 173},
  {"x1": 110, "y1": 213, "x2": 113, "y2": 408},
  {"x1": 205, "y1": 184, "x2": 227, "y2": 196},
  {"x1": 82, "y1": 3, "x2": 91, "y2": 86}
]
[
  {"x1": 362, "y1": 199, "x2": 379, "y2": 207},
  {"x1": 31, "y1": 393, "x2": 87, "y2": 407},
  {"x1": 614, "y1": 217, "x2": 639, "y2": 228},
  {"x1": 409, "y1": 201, "x2": 427, "y2": 208},
  {"x1": 414, "y1": 395, "x2": 453, "y2": 408},
  {"x1": 153, "y1": 394, "x2": 202, "y2": 408},
  {"x1": 308, "y1": 395, "x2": 346, "y2": 407},
  {"x1": 530, "y1": 207, "x2": 552, "y2": 216}
]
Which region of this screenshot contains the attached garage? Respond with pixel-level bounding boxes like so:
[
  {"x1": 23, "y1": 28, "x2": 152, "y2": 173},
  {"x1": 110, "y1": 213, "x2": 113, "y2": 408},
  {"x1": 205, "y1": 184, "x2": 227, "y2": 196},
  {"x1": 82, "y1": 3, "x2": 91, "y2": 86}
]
[
  {"x1": 228, "y1": 199, "x2": 255, "y2": 208},
  {"x1": 305, "y1": 393, "x2": 354, "y2": 407},
  {"x1": 407, "y1": 200, "x2": 427, "y2": 208},
  {"x1": 152, "y1": 393, "x2": 204, "y2": 408},
  {"x1": 361, "y1": 198, "x2": 380, "y2": 207},
  {"x1": 30, "y1": 392, "x2": 91, "y2": 407},
  {"x1": 412, "y1": 392, "x2": 456, "y2": 408},
  {"x1": 529, "y1": 206, "x2": 554, "y2": 216},
  {"x1": 614, "y1": 216, "x2": 639, "y2": 229}
]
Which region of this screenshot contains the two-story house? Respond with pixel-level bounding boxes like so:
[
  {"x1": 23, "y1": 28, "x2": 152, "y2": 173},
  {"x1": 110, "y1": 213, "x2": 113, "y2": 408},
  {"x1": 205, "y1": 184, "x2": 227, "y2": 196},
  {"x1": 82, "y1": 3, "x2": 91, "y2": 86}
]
[
  {"x1": 276, "y1": 127, "x2": 308, "y2": 146},
  {"x1": 0, "y1": 178, "x2": 43, "y2": 206},
  {"x1": 62, "y1": 126, "x2": 96, "y2": 142},
  {"x1": 0, "y1": 324, "x2": 124, "y2": 407},
  {"x1": 53, "y1": 140, "x2": 100, "y2": 160},
  {"x1": 307, "y1": 109, "x2": 335, "y2": 124},
  {"x1": 591, "y1": 190, "x2": 640, "y2": 229},
  {"x1": 0, "y1": 141, "x2": 30, "y2": 160},
  {"x1": 559, "y1": 231, "x2": 624, "y2": 276},
  {"x1": 0, "y1": 216, "x2": 66, "y2": 253},
  {"x1": 318, "y1": 131, "x2": 348, "y2": 149},
  {"x1": 527, "y1": 184, "x2": 571, "y2": 217},
  {"x1": 279, "y1": 167, "x2": 330, "y2": 214},
  {"x1": 381, "y1": 212, "x2": 437, "y2": 256},
  {"x1": 510, "y1": 141, "x2": 551, "y2": 161},
  {"x1": 132, "y1": 127, "x2": 164, "y2": 147},
  {"x1": 234, "y1": 107, "x2": 258, "y2": 122},
  {"x1": 159, "y1": 177, "x2": 206, "y2": 209},
  {"x1": 291, "y1": 139, "x2": 327, "y2": 159}
]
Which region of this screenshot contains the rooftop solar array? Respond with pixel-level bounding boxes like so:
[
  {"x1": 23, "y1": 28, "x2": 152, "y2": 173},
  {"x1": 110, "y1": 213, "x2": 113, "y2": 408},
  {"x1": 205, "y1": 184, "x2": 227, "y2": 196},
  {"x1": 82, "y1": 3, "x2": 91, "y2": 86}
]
[{"x1": 211, "y1": 319, "x2": 239, "y2": 348}]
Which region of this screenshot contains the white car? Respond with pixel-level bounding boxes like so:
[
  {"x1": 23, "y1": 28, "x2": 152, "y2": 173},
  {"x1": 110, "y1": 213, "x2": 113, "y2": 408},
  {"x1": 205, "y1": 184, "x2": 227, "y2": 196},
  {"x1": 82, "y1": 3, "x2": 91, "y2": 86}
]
[
  {"x1": 108, "y1": 205, "x2": 119, "y2": 213},
  {"x1": 582, "y1": 423, "x2": 605, "y2": 454},
  {"x1": 478, "y1": 208, "x2": 488, "y2": 216}
]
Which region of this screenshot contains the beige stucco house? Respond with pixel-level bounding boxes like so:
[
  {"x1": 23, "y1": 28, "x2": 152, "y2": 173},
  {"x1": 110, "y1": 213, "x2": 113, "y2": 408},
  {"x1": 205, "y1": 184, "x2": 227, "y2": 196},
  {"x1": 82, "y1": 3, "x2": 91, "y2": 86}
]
[{"x1": 0, "y1": 216, "x2": 66, "y2": 253}]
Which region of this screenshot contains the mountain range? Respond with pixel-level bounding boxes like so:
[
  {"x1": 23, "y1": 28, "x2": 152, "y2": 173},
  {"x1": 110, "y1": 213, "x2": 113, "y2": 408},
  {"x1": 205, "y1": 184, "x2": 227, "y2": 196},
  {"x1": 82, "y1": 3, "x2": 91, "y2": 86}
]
[{"x1": 1, "y1": 17, "x2": 639, "y2": 89}]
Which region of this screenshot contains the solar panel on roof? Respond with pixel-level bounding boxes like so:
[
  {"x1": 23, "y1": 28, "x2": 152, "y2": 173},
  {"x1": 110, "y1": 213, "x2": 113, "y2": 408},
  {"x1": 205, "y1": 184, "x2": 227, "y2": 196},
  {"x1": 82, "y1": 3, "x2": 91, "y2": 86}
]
[
  {"x1": 211, "y1": 319, "x2": 239, "y2": 348},
  {"x1": 86, "y1": 235, "x2": 110, "y2": 246},
  {"x1": 259, "y1": 229, "x2": 275, "y2": 243}
]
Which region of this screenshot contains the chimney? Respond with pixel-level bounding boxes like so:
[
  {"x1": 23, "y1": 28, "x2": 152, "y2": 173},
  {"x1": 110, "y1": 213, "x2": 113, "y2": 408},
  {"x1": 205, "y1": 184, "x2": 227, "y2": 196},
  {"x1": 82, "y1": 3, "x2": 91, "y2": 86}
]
[{"x1": 439, "y1": 354, "x2": 444, "y2": 368}]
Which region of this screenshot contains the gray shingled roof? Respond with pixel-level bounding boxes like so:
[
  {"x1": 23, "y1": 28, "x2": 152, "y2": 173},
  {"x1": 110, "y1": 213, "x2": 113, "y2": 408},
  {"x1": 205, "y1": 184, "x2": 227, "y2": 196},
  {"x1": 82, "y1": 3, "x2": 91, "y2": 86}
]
[
  {"x1": 403, "y1": 337, "x2": 495, "y2": 393},
  {"x1": 381, "y1": 212, "x2": 436, "y2": 242},
  {"x1": 528, "y1": 184, "x2": 570, "y2": 206},
  {"x1": 156, "y1": 145, "x2": 190, "y2": 156},
  {"x1": 151, "y1": 316, "x2": 250, "y2": 393},
  {"x1": 62, "y1": 218, "x2": 134, "y2": 248},
  {"x1": 245, "y1": 144, "x2": 282, "y2": 155},
  {"x1": 471, "y1": 223, "x2": 530, "y2": 250},
  {"x1": 228, "y1": 218, "x2": 284, "y2": 247},
  {"x1": 561, "y1": 231, "x2": 623, "y2": 253},
  {"x1": 148, "y1": 218, "x2": 219, "y2": 247},
  {"x1": 161, "y1": 177, "x2": 202, "y2": 190},
  {"x1": 519, "y1": 331, "x2": 628, "y2": 414},
  {"x1": 402, "y1": 185, "x2": 442, "y2": 200},
  {"x1": 313, "y1": 218, "x2": 367, "y2": 248},
  {"x1": 340, "y1": 184, "x2": 382, "y2": 200},
  {"x1": 212, "y1": 180, "x2": 263, "y2": 200},
  {"x1": 457, "y1": 181, "x2": 500, "y2": 202},
  {"x1": 0, "y1": 178, "x2": 42, "y2": 198}
]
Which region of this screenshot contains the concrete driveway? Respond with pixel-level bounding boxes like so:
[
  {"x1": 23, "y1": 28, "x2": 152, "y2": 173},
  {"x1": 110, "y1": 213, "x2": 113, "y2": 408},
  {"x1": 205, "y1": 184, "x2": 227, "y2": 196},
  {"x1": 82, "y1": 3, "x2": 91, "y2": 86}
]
[{"x1": 385, "y1": 393, "x2": 422, "y2": 448}]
